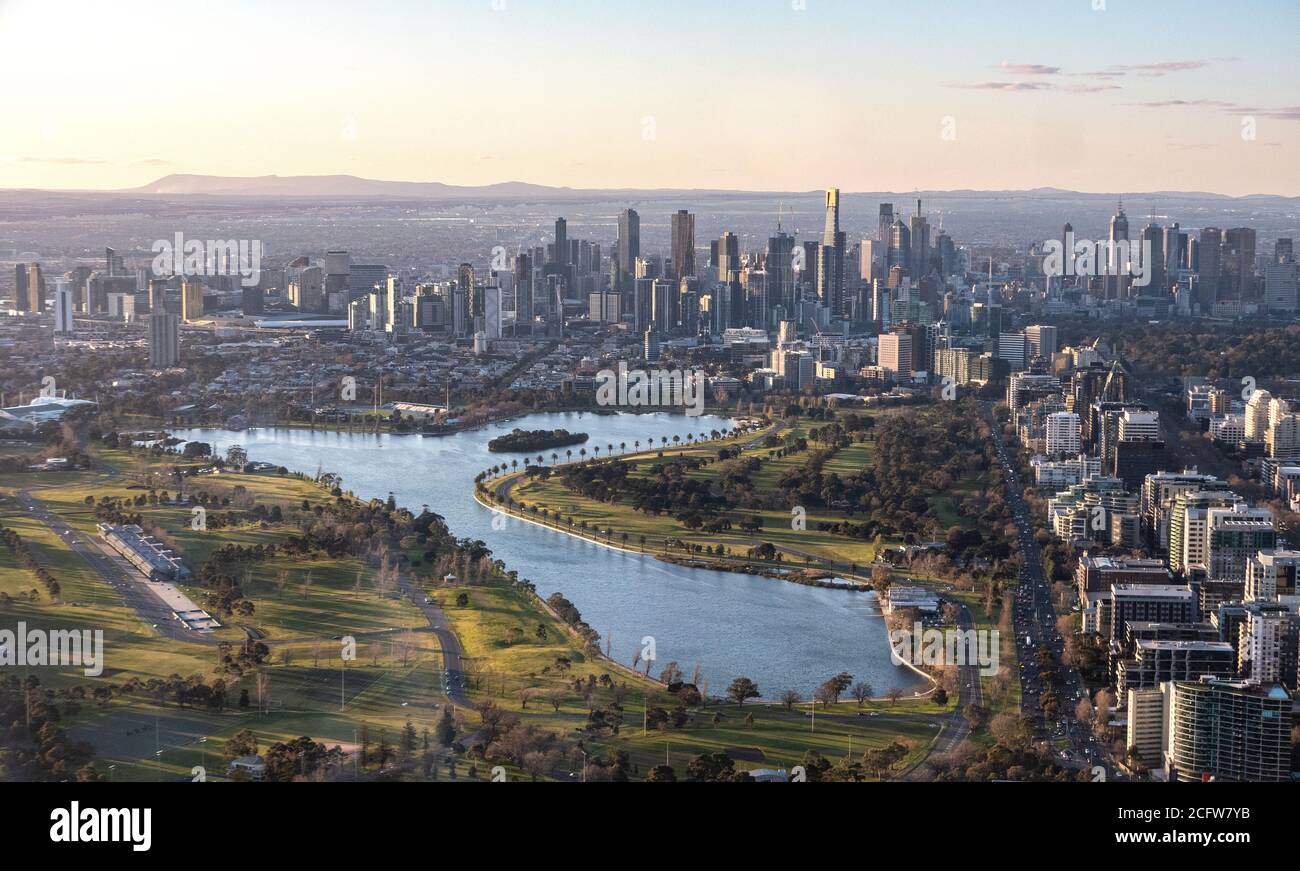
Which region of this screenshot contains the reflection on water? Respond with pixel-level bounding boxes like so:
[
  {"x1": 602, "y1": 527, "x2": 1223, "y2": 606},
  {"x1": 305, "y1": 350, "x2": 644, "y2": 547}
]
[{"x1": 176, "y1": 412, "x2": 921, "y2": 698}]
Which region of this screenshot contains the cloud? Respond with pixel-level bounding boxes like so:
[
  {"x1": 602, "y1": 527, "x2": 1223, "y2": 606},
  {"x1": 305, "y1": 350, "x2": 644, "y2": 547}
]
[
  {"x1": 955, "y1": 80, "x2": 1055, "y2": 91},
  {"x1": 1062, "y1": 83, "x2": 1121, "y2": 93},
  {"x1": 132, "y1": 158, "x2": 171, "y2": 166},
  {"x1": 997, "y1": 61, "x2": 1060, "y2": 75},
  {"x1": 1112, "y1": 60, "x2": 1212, "y2": 76},
  {"x1": 1132, "y1": 99, "x2": 1241, "y2": 109}
]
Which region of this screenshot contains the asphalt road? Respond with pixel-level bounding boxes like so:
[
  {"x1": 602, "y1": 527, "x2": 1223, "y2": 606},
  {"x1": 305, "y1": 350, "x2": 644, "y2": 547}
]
[
  {"x1": 12, "y1": 489, "x2": 221, "y2": 644},
  {"x1": 982, "y1": 404, "x2": 1108, "y2": 774}
]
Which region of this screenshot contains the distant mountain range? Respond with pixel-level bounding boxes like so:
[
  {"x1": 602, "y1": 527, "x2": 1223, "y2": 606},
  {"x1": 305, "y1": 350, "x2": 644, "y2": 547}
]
[{"x1": 112, "y1": 174, "x2": 1292, "y2": 202}]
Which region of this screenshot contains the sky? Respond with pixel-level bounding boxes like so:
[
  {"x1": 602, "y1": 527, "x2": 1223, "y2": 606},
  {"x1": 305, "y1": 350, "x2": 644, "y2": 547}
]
[{"x1": 2, "y1": 0, "x2": 1297, "y2": 195}]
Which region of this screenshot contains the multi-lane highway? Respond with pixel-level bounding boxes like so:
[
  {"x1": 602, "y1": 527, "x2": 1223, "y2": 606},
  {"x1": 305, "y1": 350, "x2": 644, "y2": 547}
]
[{"x1": 983, "y1": 404, "x2": 1107, "y2": 773}]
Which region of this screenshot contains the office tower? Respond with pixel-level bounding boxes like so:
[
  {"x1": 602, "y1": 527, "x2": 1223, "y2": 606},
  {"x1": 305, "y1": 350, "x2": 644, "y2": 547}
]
[
  {"x1": 180, "y1": 277, "x2": 205, "y2": 322},
  {"x1": 888, "y1": 219, "x2": 910, "y2": 276},
  {"x1": 617, "y1": 208, "x2": 639, "y2": 289},
  {"x1": 1045, "y1": 412, "x2": 1081, "y2": 456},
  {"x1": 15, "y1": 263, "x2": 44, "y2": 312},
  {"x1": 996, "y1": 332, "x2": 1027, "y2": 371},
  {"x1": 105, "y1": 247, "x2": 125, "y2": 276},
  {"x1": 348, "y1": 298, "x2": 369, "y2": 331},
  {"x1": 1024, "y1": 324, "x2": 1058, "y2": 360},
  {"x1": 651, "y1": 278, "x2": 676, "y2": 333},
  {"x1": 241, "y1": 285, "x2": 264, "y2": 315},
  {"x1": 1206, "y1": 504, "x2": 1276, "y2": 583},
  {"x1": 484, "y1": 283, "x2": 502, "y2": 339},
  {"x1": 325, "y1": 249, "x2": 350, "y2": 302},
  {"x1": 52, "y1": 279, "x2": 74, "y2": 333},
  {"x1": 877, "y1": 331, "x2": 913, "y2": 377},
  {"x1": 716, "y1": 231, "x2": 739, "y2": 282},
  {"x1": 148, "y1": 278, "x2": 169, "y2": 313},
  {"x1": 908, "y1": 199, "x2": 930, "y2": 280},
  {"x1": 1222, "y1": 228, "x2": 1256, "y2": 300},
  {"x1": 877, "y1": 203, "x2": 893, "y2": 244},
  {"x1": 670, "y1": 210, "x2": 695, "y2": 280},
  {"x1": 1162, "y1": 223, "x2": 1183, "y2": 290},
  {"x1": 348, "y1": 263, "x2": 388, "y2": 295},
  {"x1": 1140, "y1": 223, "x2": 1164, "y2": 295},
  {"x1": 588, "y1": 290, "x2": 620, "y2": 323},
  {"x1": 1263, "y1": 260, "x2": 1297, "y2": 313},
  {"x1": 1275, "y1": 238, "x2": 1293, "y2": 263},
  {"x1": 1197, "y1": 227, "x2": 1221, "y2": 311},
  {"x1": 553, "y1": 218, "x2": 568, "y2": 267},
  {"x1": 1106, "y1": 201, "x2": 1129, "y2": 299},
  {"x1": 817, "y1": 188, "x2": 846, "y2": 315},
  {"x1": 935, "y1": 233, "x2": 955, "y2": 279},
  {"x1": 767, "y1": 231, "x2": 797, "y2": 317},
  {"x1": 384, "y1": 275, "x2": 402, "y2": 330},
  {"x1": 292, "y1": 267, "x2": 325, "y2": 314},
  {"x1": 800, "y1": 240, "x2": 819, "y2": 297},
  {"x1": 148, "y1": 311, "x2": 180, "y2": 369},
  {"x1": 632, "y1": 277, "x2": 654, "y2": 332},
  {"x1": 1108, "y1": 584, "x2": 1198, "y2": 643},
  {"x1": 1163, "y1": 677, "x2": 1292, "y2": 782}
]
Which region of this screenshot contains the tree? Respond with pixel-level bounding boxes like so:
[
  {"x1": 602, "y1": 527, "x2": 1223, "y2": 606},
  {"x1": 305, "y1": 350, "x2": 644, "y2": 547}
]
[
  {"x1": 225, "y1": 728, "x2": 258, "y2": 759},
  {"x1": 780, "y1": 688, "x2": 802, "y2": 711},
  {"x1": 885, "y1": 686, "x2": 903, "y2": 705},
  {"x1": 851, "y1": 681, "x2": 874, "y2": 707},
  {"x1": 435, "y1": 704, "x2": 456, "y2": 747},
  {"x1": 646, "y1": 764, "x2": 677, "y2": 782},
  {"x1": 726, "y1": 676, "x2": 760, "y2": 707}
]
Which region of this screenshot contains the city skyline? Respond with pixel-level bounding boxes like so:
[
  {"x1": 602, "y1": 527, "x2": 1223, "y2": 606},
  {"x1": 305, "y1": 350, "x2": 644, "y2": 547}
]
[{"x1": 2, "y1": 0, "x2": 1298, "y2": 196}]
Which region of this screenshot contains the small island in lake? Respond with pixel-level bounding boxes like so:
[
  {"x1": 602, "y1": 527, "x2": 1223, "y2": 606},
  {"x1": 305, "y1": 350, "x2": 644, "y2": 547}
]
[{"x1": 488, "y1": 428, "x2": 589, "y2": 453}]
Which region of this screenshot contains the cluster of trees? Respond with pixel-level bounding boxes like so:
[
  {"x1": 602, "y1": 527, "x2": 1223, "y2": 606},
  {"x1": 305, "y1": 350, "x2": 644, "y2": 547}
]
[
  {"x1": 560, "y1": 459, "x2": 724, "y2": 517},
  {"x1": 0, "y1": 676, "x2": 101, "y2": 782},
  {"x1": 544, "y1": 592, "x2": 600, "y2": 652},
  {"x1": 488, "y1": 428, "x2": 589, "y2": 453},
  {"x1": 1111, "y1": 323, "x2": 1300, "y2": 379},
  {"x1": 935, "y1": 710, "x2": 1086, "y2": 782},
  {"x1": 0, "y1": 519, "x2": 60, "y2": 600},
  {"x1": 196, "y1": 543, "x2": 272, "y2": 617}
]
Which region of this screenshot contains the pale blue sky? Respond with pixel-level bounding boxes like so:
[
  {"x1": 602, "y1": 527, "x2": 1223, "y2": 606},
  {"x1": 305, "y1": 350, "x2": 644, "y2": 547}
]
[{"x1": 2, "y1": 0, "x2": 1296, "y2": 194}]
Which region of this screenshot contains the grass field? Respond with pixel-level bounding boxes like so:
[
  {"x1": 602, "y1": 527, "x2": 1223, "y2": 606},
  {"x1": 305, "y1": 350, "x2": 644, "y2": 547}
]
[{"x1": 2, "y1": 437, "x2": 955, "y2": 781}]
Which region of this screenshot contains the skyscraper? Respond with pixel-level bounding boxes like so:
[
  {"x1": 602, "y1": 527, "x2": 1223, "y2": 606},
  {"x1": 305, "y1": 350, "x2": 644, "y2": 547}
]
[
  {"x1": 817, "y1": 188, "x2": 846, "y2": 315},
  {"x1": 52, "y1": 279, "x2": 74, "y2": 334},
  {"x1": 716, "y1": 231, "x2": 739, "y2": 282},
  {"x1": 553, "y1": 218, "x2": 568, "y2": 266},
  {"x1": 149, "y1": 311, "x2": 180, "y2": 369},
  {"x1": 670, "y1": 210, "x2": 695, "y2": 281},
  {"x1": 1198, "y1": 227, "x2": 1222, "y2": 312},
  {"x1": 181, "y1": 277, "x2": 205, "y2": 322},
  {"x1": 1222, "y1": 227, "x2": 1256, "y2": 301},
  {"x1": 877, "y1": 203, "x2": 894, "y2": 244},
  {"x1": 1107, "y1": 201, "x2": 1129, "y2": 299},
  {"x1": 766, "y1": 231, "x2": 797, "y2": 317},
  {"x1": 616, "y1": 208, "x2": 639, "y2": 289},
  {"x1": 909, "y1": 199, "x2": 930, "y2": 280},
  {"x1": 15, "y1": 263, "x2": 44, "y2": 313}
]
